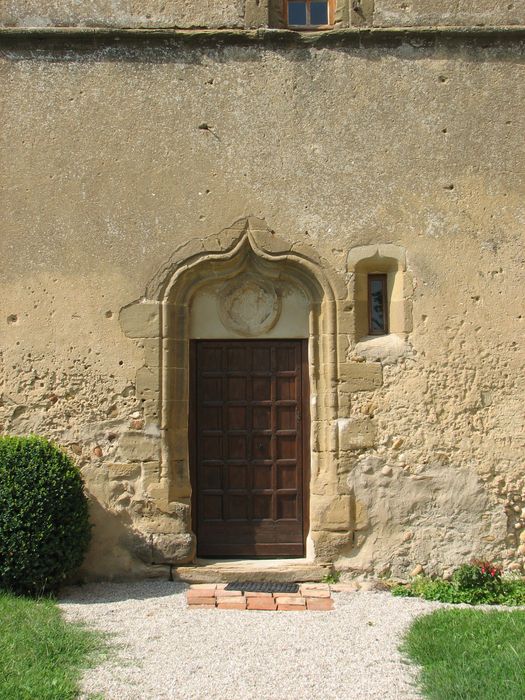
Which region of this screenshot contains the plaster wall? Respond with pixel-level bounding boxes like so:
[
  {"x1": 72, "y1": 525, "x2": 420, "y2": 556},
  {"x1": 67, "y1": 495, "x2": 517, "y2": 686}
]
[
  {"x1": 0, "y1": 0, "x2": 246, "y2": 29},
  {"x1": 1, "y1": 37, "x2": 524, "y2": 579},
  {"x1": 373, "y1": 1, "x2": 525, "y2": 27},
  {"x1": 1, "y1": 1, "x2": 524, "y2": 29}
]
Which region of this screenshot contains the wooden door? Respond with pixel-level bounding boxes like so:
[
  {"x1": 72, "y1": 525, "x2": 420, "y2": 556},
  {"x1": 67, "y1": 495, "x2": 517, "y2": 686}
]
[{"x1": 191, "y1": 340, "x2": 308, "y2": 557}]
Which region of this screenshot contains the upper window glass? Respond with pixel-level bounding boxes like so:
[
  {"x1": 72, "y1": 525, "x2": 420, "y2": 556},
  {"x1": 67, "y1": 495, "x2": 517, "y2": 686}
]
[
  {"x1": 368, "y1": 274, "x2": 389, "y2": 336},
  {"x1": 286, "y1": 0, "x2": 331, "y2": 28}
]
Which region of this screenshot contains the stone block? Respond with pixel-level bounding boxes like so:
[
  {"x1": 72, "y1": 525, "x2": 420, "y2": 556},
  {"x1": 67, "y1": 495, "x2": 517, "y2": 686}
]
[
  {"x1": 146, "y1": 482, "x2": 171, "y2": 503},
  {"x1": 347, "y1": 245, "x2": 377, "y2": 271},
  {"x1": 339, "y1": 362, "x2": 383, "y2": 392},
  {"x1": 164, "y1": 339, "x2": 187, "y2": 369},
  {"x1": 337, "y1": 334, "x2": 350, "y2": 360},
  {"x1": 354, "y1": 334, "x2": 411, "y2": 365},
  {"x1": 168, "y1": 481, "x2": 192, "y2": 501},
  {"x1": 350, "y1": 0, "x2": 374, "y2": 26},
  {"x1": 127, "y1": 532, "x2": 195, "y2": 564},
  {"x1": 106, "y1": 462, "x2": 141, "y2": 480},
  {"x1": 141, "y1": 461, "x2": 161, "y2": 491},
  {"x1": 311, "y1": 530, "x2": 353, "y2": 561},
  {"x1": 290, "y1": 241, "x2": 322, "y2": 264},
  {"x1": 119, "y1": 301, "x2": 161, "y2": 338},
  {"x1": 161, "y1": 400, "x2": 188, "y2": 429},
  {"x1": 142, "y1": 338, "x2": 162, "y2": 367},
  {"x1": 337, "y1": 310, "x2": 355, "y2": 335},
  {"x1": 152, "y1": 533, "x2": 195, "y2": 563},
  {"x1": 251, "y1": 228, "x2": 291, "y2": 254},
  {"x1": 310, "y1": 495, "x2": 352, "y2": 532},
  {"x1": 142, "y1": 399, "x2": 160, "y2": 423},
  {"x1": 244, "y1": 0, "x2": 268, "y2": 27},
  {"x1": 118, "y1": 433, "x2": 160, "y2": 462},
  {"x1": 338, "y1": 417, "x2": 376, "y2": 450},
  {"x1": 331, "y1": 582, "x2": 360, "y2": 592},
  {"x1": 135, "y1": 366, "x2": 160, "y2": 400},
  {"x1": 354, "y1": 499, "x2": 369, "y2": 530},
  {"x1": 164, "y1": 304, "x2": 187, "y2": 341},
  {"x1": 135, "y1": 512, "x2": 189, "y2": 536}
]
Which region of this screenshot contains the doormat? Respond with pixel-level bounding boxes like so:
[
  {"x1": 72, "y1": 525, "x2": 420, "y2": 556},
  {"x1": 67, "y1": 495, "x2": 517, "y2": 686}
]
[{"x1": 225, "y1": 581, "x2": 299, "y2": 594}]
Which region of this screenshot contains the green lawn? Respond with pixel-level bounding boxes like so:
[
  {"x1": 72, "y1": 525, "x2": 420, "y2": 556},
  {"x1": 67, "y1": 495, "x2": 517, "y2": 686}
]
[
  {"x1": 402, "y1": 609, "x2": 525, "y2": 700},
  {"x1": 0, "y1": 592, "x2": 105, "y2": 700}
]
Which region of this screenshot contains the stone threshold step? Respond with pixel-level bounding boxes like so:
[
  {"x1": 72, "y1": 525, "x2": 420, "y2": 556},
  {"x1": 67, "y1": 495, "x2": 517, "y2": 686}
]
[{"x1": 174, "y1": 559, "x2": 330, "y2": 584}]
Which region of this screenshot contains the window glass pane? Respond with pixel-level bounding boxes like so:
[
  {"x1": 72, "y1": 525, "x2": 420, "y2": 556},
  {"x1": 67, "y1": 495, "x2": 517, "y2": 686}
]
[
  {"x1": 370, "y1": 278, "x2": 386, "y2": 333},
  {"x1": 288, "y1": 1, "x2": 307, "y2": 25},
  {"x1": 310, "y1": 1, "x2": 328, "y2": 25}
]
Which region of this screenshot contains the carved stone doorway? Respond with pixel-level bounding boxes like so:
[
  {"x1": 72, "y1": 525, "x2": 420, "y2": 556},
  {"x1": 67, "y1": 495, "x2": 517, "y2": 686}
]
[{"x1": 119, "y1": 218, "x2": 353, "y2": 566}]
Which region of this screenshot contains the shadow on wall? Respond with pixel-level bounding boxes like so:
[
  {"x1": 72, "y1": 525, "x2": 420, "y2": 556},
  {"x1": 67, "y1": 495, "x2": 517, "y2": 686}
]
[{"x1": 78, "y1": 496, "x2": 172, "y2": 585}]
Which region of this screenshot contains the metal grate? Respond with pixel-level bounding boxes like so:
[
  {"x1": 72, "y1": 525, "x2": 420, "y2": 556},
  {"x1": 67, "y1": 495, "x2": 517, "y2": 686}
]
[{"x1": 225, "y1": 581, "x2": 299, "y2": 594}]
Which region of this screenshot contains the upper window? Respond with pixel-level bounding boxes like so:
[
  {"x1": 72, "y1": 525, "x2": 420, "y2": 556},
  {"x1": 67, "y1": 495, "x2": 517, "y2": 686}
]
[
  {"x1": 285, "y1": 0, "x2": 332, "y2": 29},
  {"x1": 347, "y1": 244, "x2": 411, "y2": 342}
]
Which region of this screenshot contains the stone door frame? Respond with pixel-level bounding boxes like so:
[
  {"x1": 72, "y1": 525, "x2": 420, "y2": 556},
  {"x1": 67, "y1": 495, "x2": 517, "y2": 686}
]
[{"x1": 120, "y1": 217, "x2": 356, "y2": 563}]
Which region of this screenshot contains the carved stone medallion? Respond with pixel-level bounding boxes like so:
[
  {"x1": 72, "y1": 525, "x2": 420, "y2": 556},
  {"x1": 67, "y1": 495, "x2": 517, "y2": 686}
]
[{"x1": 218, "y1": 275, "x2": 281, "y2": 336}]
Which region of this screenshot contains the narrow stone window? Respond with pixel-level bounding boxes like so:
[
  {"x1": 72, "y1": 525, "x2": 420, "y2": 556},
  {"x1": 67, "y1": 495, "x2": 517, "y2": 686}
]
[
  {"x1": 368, "y1": 274, "x2": 388, "y2": 335},
  {"x1": 347, "y1": 244, "x2": 412, "y2": 355},
  {"x1": 285, "y1": 0, "x2": 333, "y2": 28}
]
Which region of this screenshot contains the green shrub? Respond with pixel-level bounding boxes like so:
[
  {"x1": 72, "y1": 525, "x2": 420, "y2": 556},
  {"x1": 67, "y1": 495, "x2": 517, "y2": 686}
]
[
  {"x1": 0, "y1": 435, "x2": 91, "y2": 596},
  {"x1": 452, "y1": 560, "x2": 502, "y2": 592},
  {"x1": 392, "y1": 559, "x2": 525, "y2": 606}
]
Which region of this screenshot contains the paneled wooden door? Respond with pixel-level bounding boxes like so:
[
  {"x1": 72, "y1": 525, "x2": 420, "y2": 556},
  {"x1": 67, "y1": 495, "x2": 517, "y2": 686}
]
[{"x1": 190, "y1": 340, "x2": 309, "y2": 557}]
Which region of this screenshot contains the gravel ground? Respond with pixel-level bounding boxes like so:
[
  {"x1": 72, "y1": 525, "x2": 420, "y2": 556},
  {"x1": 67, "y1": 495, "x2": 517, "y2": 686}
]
[{"x1": 59, "y1": 581, "x2": 441, "y2": 700}]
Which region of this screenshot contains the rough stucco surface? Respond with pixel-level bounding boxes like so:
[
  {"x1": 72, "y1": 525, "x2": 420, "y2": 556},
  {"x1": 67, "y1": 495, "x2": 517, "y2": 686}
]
[
  {"x1": 373, "y1": 1, "x2": 525, "y2": 27},
  {"x1": 0, "y1": 0, "x2": 246, "y2": 29},
  {"x1": 1, "y1": 39, "x2": 525, "y2": 579},
  {"x1": 1, "y1": 1, "x2": 525, "y2": 28}
]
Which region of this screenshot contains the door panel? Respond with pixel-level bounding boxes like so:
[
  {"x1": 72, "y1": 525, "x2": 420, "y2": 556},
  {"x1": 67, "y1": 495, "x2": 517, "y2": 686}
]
[{"x1": 192, "y1": 340, "x2": 308, "y2": 557}]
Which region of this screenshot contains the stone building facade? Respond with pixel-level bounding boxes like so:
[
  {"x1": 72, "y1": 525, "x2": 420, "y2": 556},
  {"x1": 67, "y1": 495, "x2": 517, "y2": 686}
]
[{"x1": 1, "y1": 1, "x2": 524, "y2": 580}]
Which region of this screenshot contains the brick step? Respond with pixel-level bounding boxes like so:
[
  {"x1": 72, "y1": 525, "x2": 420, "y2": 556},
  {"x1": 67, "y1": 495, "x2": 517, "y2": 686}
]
[{"x1": 187, "y1": 583, "x2": 336, "y2": 611}]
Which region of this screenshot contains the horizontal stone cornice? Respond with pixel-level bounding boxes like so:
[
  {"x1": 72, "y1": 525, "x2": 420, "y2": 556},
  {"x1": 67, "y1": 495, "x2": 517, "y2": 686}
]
[{"x1": 1, "y1": 26, "x2": 525, "y2": 51}]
